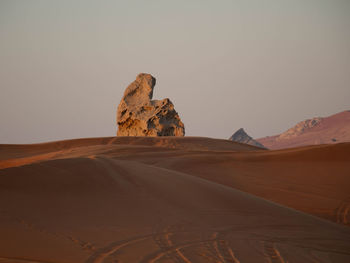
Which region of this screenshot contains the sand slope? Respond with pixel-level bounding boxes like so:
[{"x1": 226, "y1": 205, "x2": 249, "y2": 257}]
[{"x1": 1, "y1": 137, "x2": 350, "y2": 263}]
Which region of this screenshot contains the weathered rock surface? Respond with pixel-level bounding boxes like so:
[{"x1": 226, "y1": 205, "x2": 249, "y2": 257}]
[
  {"x1": 117, "y1": 73, "x2": 185, "y2": 136},
  {"x1": 229, "y1": 128, "x2": 267, "y2": 149},
  {"x1": 277, "y1": 117, "x2": 322, "y2": 140}
]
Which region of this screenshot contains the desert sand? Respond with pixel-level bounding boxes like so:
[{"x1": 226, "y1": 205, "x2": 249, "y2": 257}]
[{"x1": 1, "y1": 136, "x2": 350, "y2": 263}]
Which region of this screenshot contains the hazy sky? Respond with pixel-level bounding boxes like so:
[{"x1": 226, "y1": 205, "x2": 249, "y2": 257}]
[{"x1": 1, "y1": 0, "x2": 349, "y2": 143}]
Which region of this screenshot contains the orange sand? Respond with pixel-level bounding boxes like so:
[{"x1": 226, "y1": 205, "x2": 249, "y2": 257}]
[{"x1": 0, "y1": 136, "x2": 350, "y2": 263}]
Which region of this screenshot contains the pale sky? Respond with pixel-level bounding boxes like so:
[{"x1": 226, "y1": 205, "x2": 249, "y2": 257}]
[{"x1": 1, "y1": 0, "x2": 349, "y2": 143}]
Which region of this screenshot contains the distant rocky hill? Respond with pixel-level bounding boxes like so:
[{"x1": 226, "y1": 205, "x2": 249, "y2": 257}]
[
  {"x1": 257, "y1": 110, "x2": 350, "y2": 149},
  {"x1": 229, "y1": 128, "x2": 267, "y2": 149}
]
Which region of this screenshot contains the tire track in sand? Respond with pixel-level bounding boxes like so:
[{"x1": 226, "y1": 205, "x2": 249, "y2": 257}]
[
  {"x1": 83, "y1": 227, "x2": 245, "y2": 263},
  {"x1": 152, "y1": 224, "x2": 237, "y2": 263},
  {"x1": 335, "y1": 198, "x2": 350, "y2": 225},
  {"x1": 152, "y1": 225, "x2": 192, "y2": 263},
  {"x1": 143, "y1": 227, "x2": 242, "y2": 263},
  {"x1": 85, "y1": 234, "x2": 154, "y2": 263},
  {"x1": 85, "y1": 230, "x2": 193, "y2": 263},
  {"x1": 212, "y1": 232, "x2": 240, "y2": 263},
  {"x1": 263, "y1": 242, "x2": 286, "y2": 263},
  {"x1": 140, "y1": 238, "x2": 217, "y2": 263}
]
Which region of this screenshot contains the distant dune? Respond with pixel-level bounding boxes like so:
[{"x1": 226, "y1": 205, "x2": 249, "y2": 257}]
[
  {"x1": 257, "y1": 110, "x2": 350, "y2": 149},
  {"x1": 1, "y1": 136, "x2": 350, "y2": 263}
]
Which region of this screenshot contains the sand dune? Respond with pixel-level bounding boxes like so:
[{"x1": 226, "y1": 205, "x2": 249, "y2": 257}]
[{"x1": 1, "y1": 137, "x2": 350, "y2": 263}]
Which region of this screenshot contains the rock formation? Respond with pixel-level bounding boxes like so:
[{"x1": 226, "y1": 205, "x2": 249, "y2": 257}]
[
  {"x1": 116, "y1": 73, "x2": 185, "y2": 136},
  {"x1": 229, "y1": 128, "x2": 267, "y2": 149}
]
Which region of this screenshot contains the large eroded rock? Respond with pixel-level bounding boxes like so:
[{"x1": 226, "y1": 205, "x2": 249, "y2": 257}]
[{"x1": 116, "y1": 73, "x2": 185, "y2": 136}]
